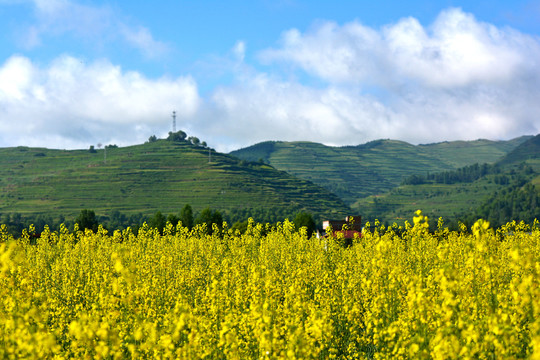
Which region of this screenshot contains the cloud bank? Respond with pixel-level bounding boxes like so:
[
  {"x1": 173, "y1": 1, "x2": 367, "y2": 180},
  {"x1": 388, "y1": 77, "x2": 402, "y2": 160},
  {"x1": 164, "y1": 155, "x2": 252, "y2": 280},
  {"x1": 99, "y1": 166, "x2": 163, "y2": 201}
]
[
  {"x1": 1, "y1": 7, "x2": 539, "y2": 151},
  {"x1": 0, "y1": 55, "x2": 199, "y2": 148},
  {"x1": 216, "y1": 8, "x2": 540, "y2": 149}
]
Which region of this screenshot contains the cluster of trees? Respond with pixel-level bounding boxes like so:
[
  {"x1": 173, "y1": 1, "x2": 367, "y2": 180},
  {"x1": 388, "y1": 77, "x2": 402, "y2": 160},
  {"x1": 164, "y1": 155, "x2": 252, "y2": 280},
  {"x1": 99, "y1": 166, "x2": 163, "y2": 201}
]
[
  {"x1": 227, "y1": 206, "x2": 309, "y2": 225},
  {"x1": 88, "y1": 144, "x2": 118, "y2": 153},
  {"x1": 147, "y1": 205, "x2": 221, "y2": 235},
  {"x1": 402, "y1": 163, "x2": 535, "y2": 193},
  {"x1": 362, "y1": 161, "x2": 539, "y2": 231},
  {"x1": 1, "y1": 213, "x2": 69, "y2": 236},
  {"x1": 438, "y1": 164, "x2": 537, "y2": 229},
  {"x1": 137, "y1": 207, "x2": 317, "y2": 236},
  {"x1": 463, "y1": 183, "x2": 540, "y2": 228},
  {"x1": 70, "y1": 205, "x2": 222, "y2": 235},
  {"x1": 147, "y1": 131, "x2": 208, "y2": 148},
  {"x1": 75, "y1": 209, "x2": 99, "y2": 232},
  {"x1": 0, "y1": 209, "x2": 138, "y2": 236},
  {"x1": 402, "y1": 163, "x2": 502, "y2": 185},
  {"x1": 228, "y1": 211, "x2": 316, "y2": 236},
  {"x1": 1, "y1": 205, "x2": 318, "y2": 238},
  {"x1": 168, "y1": 130, "x2": 208, "y2": 148}
]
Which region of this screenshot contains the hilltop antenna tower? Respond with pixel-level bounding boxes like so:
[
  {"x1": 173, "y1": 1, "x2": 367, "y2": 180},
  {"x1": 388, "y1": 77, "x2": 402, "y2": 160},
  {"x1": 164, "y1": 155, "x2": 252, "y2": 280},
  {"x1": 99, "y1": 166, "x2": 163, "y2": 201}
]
[{"x1": 172, "y1": 111, "x2": 176, "y2": 133}]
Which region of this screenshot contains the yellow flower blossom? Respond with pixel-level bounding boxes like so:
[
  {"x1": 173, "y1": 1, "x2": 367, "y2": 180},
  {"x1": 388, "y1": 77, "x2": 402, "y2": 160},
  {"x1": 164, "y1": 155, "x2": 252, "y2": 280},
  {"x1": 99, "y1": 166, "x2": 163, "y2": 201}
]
[{"x1": 0, "y1": 213, "x2": 538, "y2": 358}]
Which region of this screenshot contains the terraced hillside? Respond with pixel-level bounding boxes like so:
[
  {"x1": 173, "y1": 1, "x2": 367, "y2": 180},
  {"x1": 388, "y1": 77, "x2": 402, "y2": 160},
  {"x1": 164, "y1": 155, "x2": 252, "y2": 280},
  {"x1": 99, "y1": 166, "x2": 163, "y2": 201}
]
[
  {"x1": 0, "y1": 140, "x2": 350, "y2": 222},
  {"x1": 230, "y1": 136, "x2": 531, "y2": 203},
  {"x1": 353, "y1": 134, "x2": 540, "y2": 227}
]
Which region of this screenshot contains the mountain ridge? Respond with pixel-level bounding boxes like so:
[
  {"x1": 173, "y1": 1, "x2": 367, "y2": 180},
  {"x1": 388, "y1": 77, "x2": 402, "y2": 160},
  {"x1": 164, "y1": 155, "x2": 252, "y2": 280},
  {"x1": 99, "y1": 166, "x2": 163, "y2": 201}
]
[
  {"x1": 1, "y1": 134, "x2": 537, "y2": 231},
  {"x1": 230, "y1": 136, "x2": 534, "y2": 203}
]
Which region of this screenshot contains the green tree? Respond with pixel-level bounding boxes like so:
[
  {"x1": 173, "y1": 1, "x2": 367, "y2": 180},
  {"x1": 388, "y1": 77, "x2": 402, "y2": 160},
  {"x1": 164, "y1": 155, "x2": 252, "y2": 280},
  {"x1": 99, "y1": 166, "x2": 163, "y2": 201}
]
[
  {"x1": 188, "y1": 136, "x2": 200, "y2": 146},
  {"x1": 195, "y1": 207, "x2": 223, "y2": 235},
  {"x1": 167, "y1": 131, "x2": 187, "y2": 142},
  {"x1": 1, "y1": 213, "x2": 11, "y2": 226},
  {"x1": 179, "y1": 204, "x2": 194, "y2": 230},
  {"x1": 294, "y1": 211, "x2": 316, "y2": 237},
  {"x1": 167, "y1": 214, "x2": 180, "y2": 227},
  {"x1": 149, "y1": 211, "x2": 167, "y2": 233},
  {"x1": 76, "y1": 209, "x2": 99, "y2": 232},
  {"x1": 148, "y1": 135, "x2": 157, "y2": 143},
  {"x1": 108, "y1": 210, "x2": 127, "y2": 231},
  {"x1": 231, "y1": 220, "x2": 249, "y2": 234}
]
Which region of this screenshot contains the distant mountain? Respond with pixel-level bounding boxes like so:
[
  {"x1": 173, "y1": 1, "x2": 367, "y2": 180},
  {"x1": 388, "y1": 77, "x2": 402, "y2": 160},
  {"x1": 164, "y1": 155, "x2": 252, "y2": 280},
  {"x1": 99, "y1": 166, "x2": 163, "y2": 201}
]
[
  {"x1": 0, "y1": 140, "x2": 351, "y2": 224},
  {"x1": 230, "y1": 136, "x2": 532, "y2": 204}
]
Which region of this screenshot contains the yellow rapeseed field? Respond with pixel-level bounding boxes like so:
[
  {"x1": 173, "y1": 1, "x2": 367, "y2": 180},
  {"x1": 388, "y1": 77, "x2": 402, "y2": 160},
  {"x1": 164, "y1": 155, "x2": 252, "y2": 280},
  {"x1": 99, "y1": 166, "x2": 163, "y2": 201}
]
[{"x1": 1, "y1": 212, "x2": 539, "y2": 359}]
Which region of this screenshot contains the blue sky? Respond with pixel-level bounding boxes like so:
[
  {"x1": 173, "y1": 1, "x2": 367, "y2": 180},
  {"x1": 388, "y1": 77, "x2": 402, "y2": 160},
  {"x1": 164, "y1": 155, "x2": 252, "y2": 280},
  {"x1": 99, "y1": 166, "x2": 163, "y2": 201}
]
[{"x1": 1, "y1": 0, "x2": 539, "y2": 151}]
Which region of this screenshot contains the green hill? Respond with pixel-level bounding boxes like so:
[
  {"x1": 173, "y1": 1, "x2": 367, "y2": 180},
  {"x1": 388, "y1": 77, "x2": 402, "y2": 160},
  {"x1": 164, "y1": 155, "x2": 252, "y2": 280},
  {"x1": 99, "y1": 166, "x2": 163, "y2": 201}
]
[
  {"x1": 0, "y1": 140, "x2": 351, "y2": 225},
  {"x1": 230, "y1": 137, "x2": 531, "y2": 204},
  {"x1": 352, "y1": 135, "x2": 540, "y2": 227},
  {"x1": 497, "y1": 134, "x2": 540, "y2": 167},
  {"x1": 418, "y1": 136, "x2": 531, "y2": 168},
  {"x1": 2, "y1": 134, "x2": 536, "y2": 231}
]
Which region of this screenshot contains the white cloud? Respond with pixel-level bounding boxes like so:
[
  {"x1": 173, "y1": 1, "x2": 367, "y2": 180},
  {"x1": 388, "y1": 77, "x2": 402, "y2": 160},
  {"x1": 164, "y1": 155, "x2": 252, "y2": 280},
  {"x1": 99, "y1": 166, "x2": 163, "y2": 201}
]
[
  {"x1": 1, "y1": 7, "x2": 539, "y2": 152},
  {"x1": 198, "y1": 74, "x2": 398, "y2": 152},
  {"x1": 17, "y1": 0, "x2": 112, "y2": 48},
  {"x1": 119, "y1": 25, "x2": 169, "y2": 59},
  {"x1": 207, "y1": 8, "x2": 540, "y2": 150},
  {"x1": 260, "y1": 22, "x2": 383, "y2": 84},
  {"x1": 260, "y1": 8, "x2": 540, "y2": 88},
  {"x1": 0, "y1": 55, "x2": 199, "y2": 148},
  {"x1": 384, "y1": 9, "x2": 537, "y2": 87},
  {"x1": 232, "y1": 41, "x2": 246, "y2": 62},
  {"x1": 33, "y1": 0, "x2": 68, "y2": 14},
  {"x1": 11, "y1": 0, "x2": 169, "y2": 58},
  {"x1": 0, "y1": 55, "x2": 35, "y2": 101}
]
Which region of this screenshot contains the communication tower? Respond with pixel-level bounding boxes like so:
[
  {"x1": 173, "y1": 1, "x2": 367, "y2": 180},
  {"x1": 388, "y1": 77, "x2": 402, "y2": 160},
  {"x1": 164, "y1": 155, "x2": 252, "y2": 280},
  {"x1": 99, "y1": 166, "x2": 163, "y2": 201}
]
[{"x1": 172, "y1": 111, "x2": 176, "y2": 133}]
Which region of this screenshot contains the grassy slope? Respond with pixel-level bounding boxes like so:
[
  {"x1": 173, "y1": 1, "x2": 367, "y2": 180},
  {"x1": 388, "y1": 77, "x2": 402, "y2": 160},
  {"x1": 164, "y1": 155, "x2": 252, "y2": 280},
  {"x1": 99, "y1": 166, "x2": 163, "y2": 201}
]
[
  {"x1": 352, "y1": 178, "x2": 503, "y2": 225},
  {"x1": 230, "y1": 137, "x2": 531, "y2": 203},
  {"x1": 418, "y1": 136, "x2": 532, "y2": 167},
  {"x1": 498, "y1": 134, "x2": 540, "y2": 166},
  {"x1": 0, "y1": 140, "x2": 350, "y2": 220}
]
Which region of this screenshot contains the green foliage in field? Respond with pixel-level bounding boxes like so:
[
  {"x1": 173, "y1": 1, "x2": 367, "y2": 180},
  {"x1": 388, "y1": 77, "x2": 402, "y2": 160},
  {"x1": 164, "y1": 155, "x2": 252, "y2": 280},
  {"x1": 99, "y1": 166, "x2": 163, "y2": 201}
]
[
  {"x1": 75, "y1": 209, "x2": 99, "y2": 232},
  {"x1": 293, "y1": 211, "x2": 316, "y2": 237},
  {"x1": 1, "y1": 215, "x2": 539, "y2": 358}
]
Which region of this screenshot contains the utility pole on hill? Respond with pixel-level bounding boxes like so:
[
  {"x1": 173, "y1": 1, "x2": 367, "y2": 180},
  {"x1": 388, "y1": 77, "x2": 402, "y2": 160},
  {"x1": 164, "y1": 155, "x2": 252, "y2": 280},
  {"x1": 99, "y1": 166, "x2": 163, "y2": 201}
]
[{"x1": 172, "y1": 111, "x2": 176, "y2": 133}]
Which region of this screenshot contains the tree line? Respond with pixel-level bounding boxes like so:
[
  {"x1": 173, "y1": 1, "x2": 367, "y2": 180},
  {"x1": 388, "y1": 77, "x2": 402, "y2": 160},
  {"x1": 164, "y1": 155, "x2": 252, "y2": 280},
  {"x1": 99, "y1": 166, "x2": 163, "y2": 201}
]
[
  {"x1": 1, "y1": 205, "x2": 318, "y2": 238},
  {"x1": 78, "y1": 206, "x2": 316, "y2": 237},
  {"x1": 146, "y1": 130, "x2": 208, "y2": 149},
  {"x1": 402, "y1": 163, "x2": 504, "y2": 185}
]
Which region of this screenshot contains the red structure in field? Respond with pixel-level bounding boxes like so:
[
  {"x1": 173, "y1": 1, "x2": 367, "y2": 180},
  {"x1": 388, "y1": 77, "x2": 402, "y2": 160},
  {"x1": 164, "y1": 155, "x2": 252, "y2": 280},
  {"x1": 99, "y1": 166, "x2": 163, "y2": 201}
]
[{"x1": 319, "y1": 215, "x2": 362, "y2": 246}]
